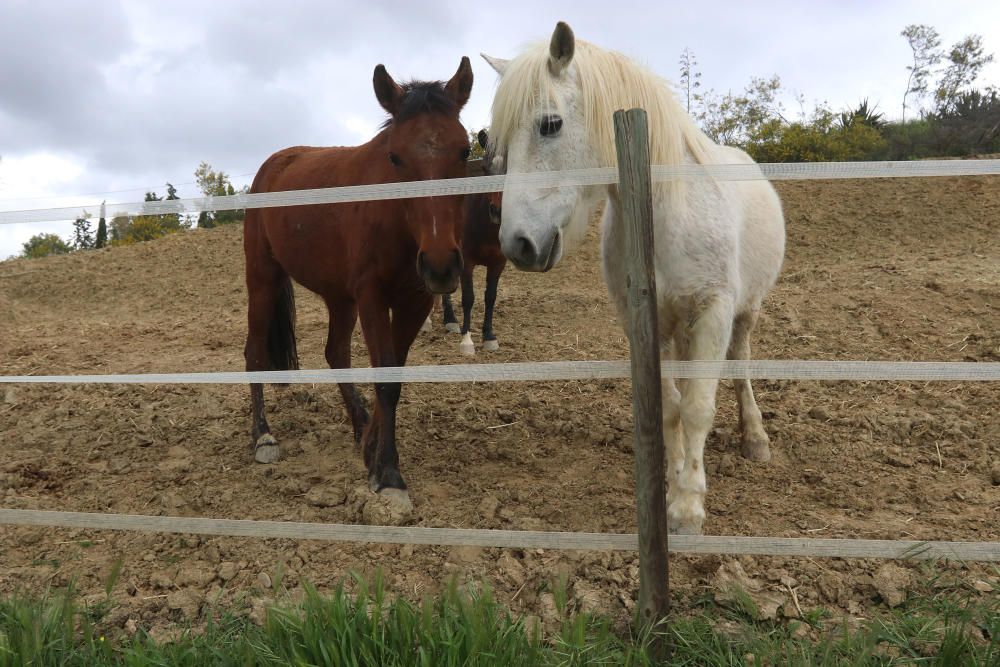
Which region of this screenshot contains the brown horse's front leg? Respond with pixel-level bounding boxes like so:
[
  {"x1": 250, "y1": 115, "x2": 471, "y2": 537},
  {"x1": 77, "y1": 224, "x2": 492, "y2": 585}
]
[
  {"x1": 481, "y1": 260, "x2": 505, "y2": 352},
  {"x1": 324, "y1": 299, "x2": 370, "y2": 444},
  {"x1": 357, "y1": 295, "x2": 408, "y2": 504}
]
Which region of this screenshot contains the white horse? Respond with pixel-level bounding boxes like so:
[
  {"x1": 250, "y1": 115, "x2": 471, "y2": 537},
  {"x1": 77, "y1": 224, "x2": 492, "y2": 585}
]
[{"x1": 482, "y1": 22, "x2": 786, "y2": 535}]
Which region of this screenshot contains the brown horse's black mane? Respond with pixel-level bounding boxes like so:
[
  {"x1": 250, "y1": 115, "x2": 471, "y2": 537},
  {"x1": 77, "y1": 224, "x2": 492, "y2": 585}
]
[{"x1": 380, "y1": 81, "x2": 457, "y2": 128}]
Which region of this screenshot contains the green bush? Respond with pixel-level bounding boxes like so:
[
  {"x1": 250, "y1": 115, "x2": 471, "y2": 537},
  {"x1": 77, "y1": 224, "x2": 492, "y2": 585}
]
[
  {"x1": 21, "y1": 233, "x2": 72, "y2": 259},
  {"x1": 747, "y1": 112, "x2": 887, "y2": 163}
]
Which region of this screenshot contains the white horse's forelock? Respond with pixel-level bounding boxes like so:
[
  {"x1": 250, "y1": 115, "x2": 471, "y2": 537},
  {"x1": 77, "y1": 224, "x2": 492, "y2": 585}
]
[{"x1": 488, "y1": 39, "x2": 717, "y2": 180}]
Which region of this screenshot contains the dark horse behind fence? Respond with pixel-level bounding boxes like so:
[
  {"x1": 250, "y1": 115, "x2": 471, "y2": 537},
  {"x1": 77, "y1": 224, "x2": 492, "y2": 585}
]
[
  {"x1": 437, "y1": 129, "x2": 508, "y2": 356},
  {"x1": 243, "y1": 57, "x2": 474, "y2": 510}
]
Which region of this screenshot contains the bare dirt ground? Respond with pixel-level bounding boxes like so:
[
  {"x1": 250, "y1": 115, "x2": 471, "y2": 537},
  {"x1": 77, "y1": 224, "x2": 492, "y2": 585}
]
[{"x1": 1, "y1": 175, "x2": 998, "y2": 639}]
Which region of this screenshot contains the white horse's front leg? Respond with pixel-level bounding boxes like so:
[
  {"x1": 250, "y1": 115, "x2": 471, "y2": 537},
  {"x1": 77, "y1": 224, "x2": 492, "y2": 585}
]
[
  {"x1": 663, "y1": 376, "x2": 684, "y2": 510},
  {"x1": 668, "y1": 298, "x2": 734, "y2": 535}
]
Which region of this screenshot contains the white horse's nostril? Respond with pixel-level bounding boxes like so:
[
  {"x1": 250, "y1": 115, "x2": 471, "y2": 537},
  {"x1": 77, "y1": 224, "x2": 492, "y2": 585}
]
[{"x1": 515, "y1": 235, "x2": 536, "y2": 265}]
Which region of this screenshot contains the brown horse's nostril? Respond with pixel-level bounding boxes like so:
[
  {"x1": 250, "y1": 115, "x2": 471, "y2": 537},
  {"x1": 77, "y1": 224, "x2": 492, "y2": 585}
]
[{"x1": 416, "y1": 249, "x2": 463, "y2": 293}]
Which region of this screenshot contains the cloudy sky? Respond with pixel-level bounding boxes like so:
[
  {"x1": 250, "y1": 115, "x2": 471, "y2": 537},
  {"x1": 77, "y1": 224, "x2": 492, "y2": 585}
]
[{"x1": 1, "y1": 0, "x2": 998, "y2": 258}]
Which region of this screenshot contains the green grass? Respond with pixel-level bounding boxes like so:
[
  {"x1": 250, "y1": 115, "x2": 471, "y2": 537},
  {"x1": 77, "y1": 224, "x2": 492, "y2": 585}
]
[{"x1": 0, "y1": 572, "x2": 997, "y2": 666}]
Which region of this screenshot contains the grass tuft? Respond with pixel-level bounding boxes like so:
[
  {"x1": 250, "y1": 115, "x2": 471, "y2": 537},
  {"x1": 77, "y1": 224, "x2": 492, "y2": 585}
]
[{"x1": 0, "y1": 570, "x2": 996, "y2": 666}]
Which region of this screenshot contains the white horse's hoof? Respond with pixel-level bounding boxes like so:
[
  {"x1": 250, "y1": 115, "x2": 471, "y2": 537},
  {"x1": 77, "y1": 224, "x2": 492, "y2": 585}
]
[
  {"x1": 253, "y1": 434, "x2": 280, "y2": 464},
  {"x1": 420, "y1": 316, "x2": 433, "y2": 333},
  {"x1": 741, "y1": 431, "x2": 772, "y2": 462},
  {"x1": 667, "y1": 496, "x2": 705, "y2": 535},
  {"x1": 668, "y1": 522, "x2": 704, "y2": 536},
  {"x1": 459, "y1": 332, "x2": 475, "y2": 356},
  {"x1": 482, "y1": 339, "x2": 500, "y2": 352}
]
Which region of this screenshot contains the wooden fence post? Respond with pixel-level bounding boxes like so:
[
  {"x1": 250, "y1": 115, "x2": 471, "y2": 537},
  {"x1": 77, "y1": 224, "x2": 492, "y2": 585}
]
[{"x1": 613, "y1": 108, "x2": 670, "y2": 640}]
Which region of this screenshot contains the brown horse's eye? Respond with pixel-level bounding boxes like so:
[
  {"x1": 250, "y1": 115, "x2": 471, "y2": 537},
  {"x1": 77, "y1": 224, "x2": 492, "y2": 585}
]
[
  {"x1": 388, "y1": 152, "x2": 402, "y2": 167},
  {"x1": 461, "y1": 147, "x2": 471, "y2": 160}
]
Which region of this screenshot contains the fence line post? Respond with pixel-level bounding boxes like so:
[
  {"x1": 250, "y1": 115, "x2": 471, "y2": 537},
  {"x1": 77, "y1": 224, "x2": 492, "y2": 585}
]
[{"x1": 613, "y1": 108, "x2": 670, "y2": 642}]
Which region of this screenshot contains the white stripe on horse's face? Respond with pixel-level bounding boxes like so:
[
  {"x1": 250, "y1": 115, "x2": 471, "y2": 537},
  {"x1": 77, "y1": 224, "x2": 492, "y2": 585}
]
[{"x1": 497, "y1": 70, "x2": 598, "y2": 273}]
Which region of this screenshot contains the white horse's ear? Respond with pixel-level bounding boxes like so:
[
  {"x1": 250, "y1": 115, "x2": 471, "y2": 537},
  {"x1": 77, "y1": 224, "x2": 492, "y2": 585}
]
[
  {"x1": 548, "y1": 21, "x2": 575, "y2": 76},
  {"x1": 481, "y1": 53, "x2": 510, "y2": 76}
]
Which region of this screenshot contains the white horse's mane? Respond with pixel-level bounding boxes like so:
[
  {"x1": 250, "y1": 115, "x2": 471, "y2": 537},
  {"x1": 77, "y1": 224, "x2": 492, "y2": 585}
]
[{"x1": 488, "y1": 39, "x2": 718, "y2": 170}]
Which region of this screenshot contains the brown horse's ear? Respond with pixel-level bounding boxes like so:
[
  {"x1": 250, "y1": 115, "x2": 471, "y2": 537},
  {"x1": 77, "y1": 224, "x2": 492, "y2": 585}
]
[
  {"x1": 445, "y1": 56, "x2": 474, "y2": 110},
  {"x1": 373, "y1": 64, "x2": 404, "y2": 115},
  {"x1": 477, "y1": 129, "x2": 488, "y2": 149},
  {"x1": 549, "y1": 21, "x2": 575, "y2": 76}
]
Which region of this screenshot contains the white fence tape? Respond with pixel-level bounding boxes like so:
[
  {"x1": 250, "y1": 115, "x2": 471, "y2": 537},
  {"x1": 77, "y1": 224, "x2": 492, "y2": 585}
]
[
  {"x1": 1, "y1": 360, "x2": 998, "y2": 384},
  {"x1": 0, "y1": 509, "x2": 997, "y2": 561},
  {"x1": 2, "y1": 159, "x2": 999, "y2": 226}
]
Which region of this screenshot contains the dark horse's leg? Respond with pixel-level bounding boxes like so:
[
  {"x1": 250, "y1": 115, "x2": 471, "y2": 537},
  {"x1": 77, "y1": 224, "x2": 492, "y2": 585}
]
[
  {"x1": 325, "y1": 298, "x2": 369, "y2": 444},
  {"x1": 481, "y1": 260, "x2": 505, "y2": 352},
  {"x1": 244, "y1": 239, "x2": 298, "y2": 464},
  {"x1": 441, "y1": 294, "x2": 460, "y2": 333},
  {"x1": 356, "y1": 291, "x2": 429, "y2": 506},
  {"x1": 458, "y1": 266, "x2": 476, "y2": 355}
]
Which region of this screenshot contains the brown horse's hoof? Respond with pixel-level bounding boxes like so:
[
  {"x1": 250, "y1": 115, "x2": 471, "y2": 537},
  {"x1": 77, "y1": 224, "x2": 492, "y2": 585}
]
[
  {"x1": 362, "y1": 489, "x2": 413, "y2": 525},
  {"x1": 254, "y1": 434, "x2": 280, "y2": 463},
  {"x1": 482, "y1": 339, "x2": 499, "y2": 352},
  {"x1": 445, "y1": 322, "x2": 461, "y2": 334}
]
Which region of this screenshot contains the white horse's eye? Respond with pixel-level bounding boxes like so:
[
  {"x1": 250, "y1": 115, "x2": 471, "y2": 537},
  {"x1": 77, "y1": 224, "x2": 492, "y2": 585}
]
[{"x1": 539, "y1": 115, "x2": 563, "y2": 137}]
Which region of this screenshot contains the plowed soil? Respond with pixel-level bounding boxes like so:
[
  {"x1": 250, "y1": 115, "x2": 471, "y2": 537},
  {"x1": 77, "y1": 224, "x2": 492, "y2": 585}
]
[{"x1": 1, "y1": 175, "x2": 998, "y2": 638}]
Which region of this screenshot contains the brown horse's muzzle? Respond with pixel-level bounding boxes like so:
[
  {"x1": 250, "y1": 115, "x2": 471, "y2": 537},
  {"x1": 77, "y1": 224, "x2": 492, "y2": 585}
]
[{"x1": 417, "y1": 249, "x2": 463, "y2": 294}]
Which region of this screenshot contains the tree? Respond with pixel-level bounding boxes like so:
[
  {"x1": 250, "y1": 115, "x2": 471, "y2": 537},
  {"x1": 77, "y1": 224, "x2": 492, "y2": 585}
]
[
  {"x1": 468, "y1": 130, "x2": 487, "y2": 160},
  {"x1": 901, "y1": 24, "x2": 943, "y2": 122},
  {"x1": 21, "y1": 233, "x2": 71, "y2": 259},
  {"x1": 194, "y1": 161, "x2": 246, "y2": 228},
  {"x1": 678, "y1": 47, "x2": 702, "y2": 114},
  {"x1": 927, "y1": 87, "x2": 1000, "y2": 155},
  {"x1": 95, "y1": 201, "x2": 108, "y2": 249},
  {"x1": 71, "y1": 215, "x2": 94, "y2": 250},
  {"x1": 107, "y1": 187, "x2": 188, "y2": 246},
  {"x1": 935, "y1": 35, "x2": 995, "y2": 112},
  {"x1": 698, "y1": 75, "x2": 786, "y2": 147}
]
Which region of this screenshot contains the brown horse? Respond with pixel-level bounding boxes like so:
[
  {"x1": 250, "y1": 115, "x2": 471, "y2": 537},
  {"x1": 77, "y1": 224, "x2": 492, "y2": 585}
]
[
  {"x1": 440, "y1": 130, "x2": 507, "y2": 355},
  {"x1": 243, "y1": 57, "x2": 474, "y2": 508}
]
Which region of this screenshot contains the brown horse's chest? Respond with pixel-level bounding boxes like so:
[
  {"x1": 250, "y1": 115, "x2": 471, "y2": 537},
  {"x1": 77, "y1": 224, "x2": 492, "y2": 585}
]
[{"x1": 265, "y1": 206, "x2": 421, "y2": 301}]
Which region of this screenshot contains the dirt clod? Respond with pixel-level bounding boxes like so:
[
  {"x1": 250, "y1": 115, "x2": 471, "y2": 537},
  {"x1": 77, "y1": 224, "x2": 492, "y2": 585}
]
[
  {"x1": 874, "y1": 564, "x2": 912, "y2": 608},
  {"x1": 305, "y1": 485, "x2": 347, "y2": 508}
]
